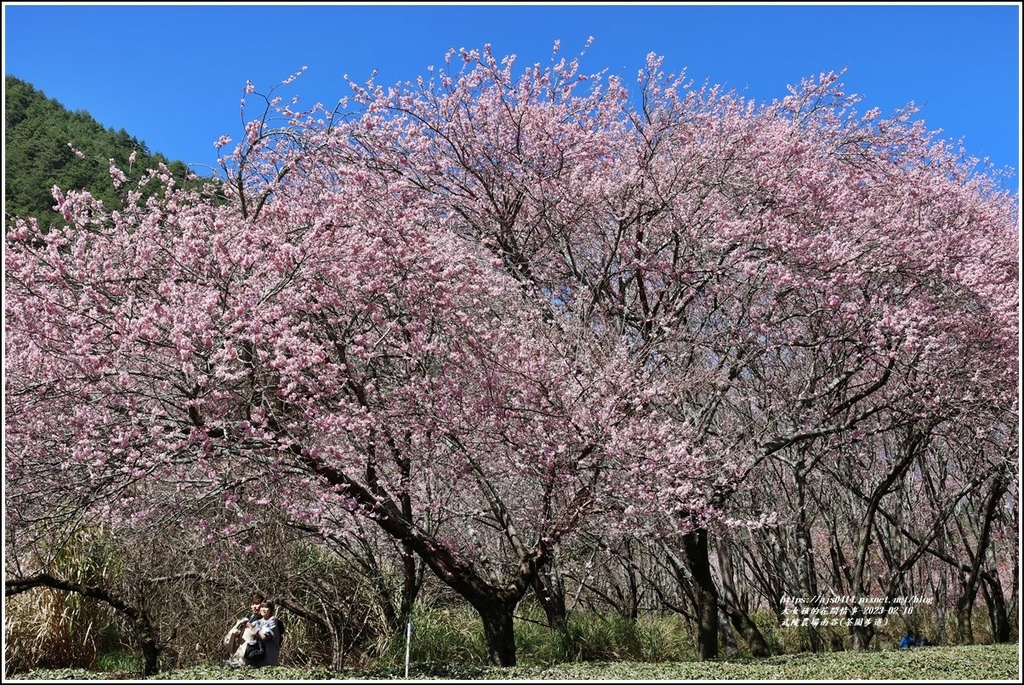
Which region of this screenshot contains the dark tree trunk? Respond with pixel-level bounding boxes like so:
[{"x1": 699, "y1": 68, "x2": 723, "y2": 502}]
[
  {"x1": 719, "y1": 608, "x2": 740, "y2": 658},
  {"x1": 682, "y1": 527, "x2": 720, "y2": 661},
  {"x1": 955, "y1": 475, "x2": 1006, "y2": 645},
  {"x1": 850, "y1": 623, "x2": 875, "y2": 650},
  {"x1": 532, "y1": 556, "x2": 569, "y2": 632},
  {"x1": 400, "y1": 541, "x2": 422, "y2": 625},
  {"x1": 397, "y1": 462, "x2": 424, "y2": 626},
  {"x1": 933, "y1": 571, "x2": 948, "y2": 645},
  {"x1": 716, "y1": 539, "x2": 772, "y2": 658},
  {"x1": 475, "y1": 597, "x2": 519, "y2": 666},
  {"x1": 792, "y1": 453, "x2": 824, "y2": 653},
  {"x1": 302, "y1": 450, "x2": 546, "y2": 666},
  {"x1": 981, "y1": 572, "x2": 1011, "y2": 643},
  {"x1": 956, "y1": 593, "x2": 976, "y2": 645},
  {"x1": 722, "y1": 603, "x2": 772, "y2": 657}
]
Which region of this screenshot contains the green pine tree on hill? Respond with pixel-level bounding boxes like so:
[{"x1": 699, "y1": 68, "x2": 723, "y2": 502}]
[{"x1": 5, "y1": 75, "x2": 210, "y2": 229}]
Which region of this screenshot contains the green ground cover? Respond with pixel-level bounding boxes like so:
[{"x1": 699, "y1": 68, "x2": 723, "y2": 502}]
[{"x1": 11, "y1": 643, "x2": 1019, "y2": 681}]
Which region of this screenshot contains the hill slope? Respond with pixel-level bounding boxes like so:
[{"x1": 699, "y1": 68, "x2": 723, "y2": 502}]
[{"x1": 5, "y1": 75, "x2": 205, "y2": 228}]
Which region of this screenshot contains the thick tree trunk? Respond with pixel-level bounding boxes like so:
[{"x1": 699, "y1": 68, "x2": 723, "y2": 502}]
[
  {"x1": 532, "y1": 559, "x2": 569, "y2": 632},
  {"x1": 849, "y1": 625, "x2": 875, "y2": 650},
  {"x1": 400, "y1": 542, "x2": 421, "y2": 625},
  {"x1": 981, "y1": 572, "x2": 1011, "y2": 643},
  {"x1": 682, "y1": 528, "x2": 720, "y2": 661},
  {"x1": 719, "y1": 608, "x2": 740, "y2": 658},
  {"x1": 302, "y1": 451, "x2": 544, "y2": 666},
  {"x1": 722, "y1": 603, "x2": 772, "y2": 657},
  {"x1": 414, "y1": 546, "x2": 533, "y2": 667},
  {"x1": 716, "y1": 540, "x2": 772, "y2": 658},
  {"x1": 475, "y1": 597, "x2": 519, "y2": 666},
  {"x1": 397, "y1": 464, "x2": 423, "y2": 627},
  {"x1": 793, "y1": 456, "x2": 824, "y2": 653},
  {"x1": 954, "y1": 475, "x2": 1006, "y2": 645},
  {"x1": 955, "y1": 594, "x2": 975, "y2": 645},
  {"x1": 848, "y1": 610, "x2": 875, "y2": 651}
]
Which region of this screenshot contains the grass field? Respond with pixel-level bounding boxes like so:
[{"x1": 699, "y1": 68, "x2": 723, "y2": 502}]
[{"x1": 10, "y1": 643, "x2": 1020, "y2": 681}]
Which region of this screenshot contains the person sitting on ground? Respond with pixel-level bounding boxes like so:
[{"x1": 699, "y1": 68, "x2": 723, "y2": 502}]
[
  {"x1": 898, "y1": 629, "x2": 917, "y2": 650},
  {"x1": 250, "y1": 599, "x2": 282, "y2": 666}
]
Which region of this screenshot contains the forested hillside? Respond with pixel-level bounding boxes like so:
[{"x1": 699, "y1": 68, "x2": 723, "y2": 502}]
[{"x1": 4, "y1": 75, "x2": 202, "y2": 228}]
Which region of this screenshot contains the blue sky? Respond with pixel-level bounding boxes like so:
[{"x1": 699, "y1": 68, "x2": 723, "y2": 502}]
[{"x1": 3, "y1": 2, "x2": 1021, "y2": 189}]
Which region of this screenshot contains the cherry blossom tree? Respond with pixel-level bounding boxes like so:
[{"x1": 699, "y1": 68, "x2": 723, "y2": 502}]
[
  {"x1": 5, "y1": 86, "x2": 675, "y2": 667},
  {"x1": 6, "y1": 43, "x2": 1017, "y2": 667}
]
